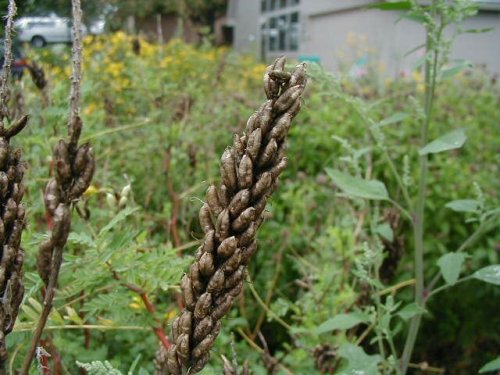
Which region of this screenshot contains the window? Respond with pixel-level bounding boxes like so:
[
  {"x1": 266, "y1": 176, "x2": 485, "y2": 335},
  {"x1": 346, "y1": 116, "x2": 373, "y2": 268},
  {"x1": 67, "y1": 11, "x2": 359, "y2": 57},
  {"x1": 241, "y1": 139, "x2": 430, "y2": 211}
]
[
  {"x1": 261, "y1": 0, "x2": 267, "y2": 12},
  {"x1": 289, "y1": 12, "x2": 299, "y2": 51},
  {"x1": 279, "y1": 0, "x2": 287, "y2": 8},
  {"x1": 269, "y1": 17, "x2": 277, "y2": 51}
]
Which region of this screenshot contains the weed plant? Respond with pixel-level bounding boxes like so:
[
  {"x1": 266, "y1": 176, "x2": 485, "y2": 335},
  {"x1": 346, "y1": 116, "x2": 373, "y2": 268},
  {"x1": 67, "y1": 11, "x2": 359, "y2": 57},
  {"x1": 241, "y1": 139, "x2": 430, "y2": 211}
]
[{"x1": 0, "y1": 0, "x2": 498, "y2": 374}]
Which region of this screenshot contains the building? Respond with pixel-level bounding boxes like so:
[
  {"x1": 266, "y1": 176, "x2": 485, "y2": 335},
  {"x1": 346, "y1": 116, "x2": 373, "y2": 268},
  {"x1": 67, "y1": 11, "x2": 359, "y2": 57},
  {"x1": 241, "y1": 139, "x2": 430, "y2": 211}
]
[{"x1": 226, "y1": 0, "x2": 500, "y2": 75}]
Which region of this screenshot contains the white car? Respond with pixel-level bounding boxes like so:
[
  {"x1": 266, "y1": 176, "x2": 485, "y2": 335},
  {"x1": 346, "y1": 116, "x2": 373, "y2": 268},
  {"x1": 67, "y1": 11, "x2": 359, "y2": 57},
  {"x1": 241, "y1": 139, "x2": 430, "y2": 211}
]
[{"x1": 15, "y1": 12, "x2": 94, "y2": 47}]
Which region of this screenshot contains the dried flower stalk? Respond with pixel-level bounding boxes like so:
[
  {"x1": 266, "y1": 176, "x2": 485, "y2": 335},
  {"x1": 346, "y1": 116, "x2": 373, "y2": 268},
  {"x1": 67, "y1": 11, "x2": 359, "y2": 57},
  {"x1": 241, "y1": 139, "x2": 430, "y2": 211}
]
[
  {"x1": 20, "y1": 0, "x2": 95, "y2": 373},
  {"x1": 164, "y1": 57, "x2": 306, "y2": 374},
  {"x1": 0, "y1": 0, "x2": 30, "y2": 371}
]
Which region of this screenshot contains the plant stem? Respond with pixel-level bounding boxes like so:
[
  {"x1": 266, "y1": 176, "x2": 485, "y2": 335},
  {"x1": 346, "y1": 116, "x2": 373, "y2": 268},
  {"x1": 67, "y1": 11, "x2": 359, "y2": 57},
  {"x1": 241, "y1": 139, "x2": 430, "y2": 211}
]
[
  {"x1": 400, "y1": 9, "x2": 441, "y2": 373},
  {"x1": 247, "y1": 276, "x2": 293, "y2": 332},
  {"x1": 20, "y1": 245, "x2": 64, "y2": 375},
  {"x1": 427, "y1": 276, "x2": 473, "y2": 298}
]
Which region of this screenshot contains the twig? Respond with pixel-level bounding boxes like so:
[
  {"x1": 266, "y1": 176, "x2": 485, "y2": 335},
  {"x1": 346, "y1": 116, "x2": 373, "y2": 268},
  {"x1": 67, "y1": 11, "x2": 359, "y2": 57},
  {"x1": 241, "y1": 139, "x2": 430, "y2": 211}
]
[
  {"x1": 0, "y1": 0, "x2": 17, "y2": 113},
  {"x1": 108, "y1": 263, "x2": 172, "y2": 350},
  {"x1": 68, "y1": 0, "x2": 83, "y2": 131},
  {"x1": 20, "y1": 245, "x2": 64, "y2": 374}
]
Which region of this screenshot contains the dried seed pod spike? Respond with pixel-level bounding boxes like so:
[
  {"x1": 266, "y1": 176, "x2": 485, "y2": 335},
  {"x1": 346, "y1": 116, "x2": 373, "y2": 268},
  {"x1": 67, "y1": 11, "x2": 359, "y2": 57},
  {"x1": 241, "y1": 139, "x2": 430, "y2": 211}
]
[{"x1": 165, "y1": 56, "x2": 306, "y2": 374}]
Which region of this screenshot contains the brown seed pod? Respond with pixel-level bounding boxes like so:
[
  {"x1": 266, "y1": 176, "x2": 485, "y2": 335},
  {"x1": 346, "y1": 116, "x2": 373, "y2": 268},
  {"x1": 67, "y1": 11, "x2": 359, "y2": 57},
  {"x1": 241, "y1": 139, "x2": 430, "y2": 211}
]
[
  {"x1": 0, "y1": 139, "x2": 9, "y2": 169},
  {"x1": 166, "y1": 345, "x2": 182, "y2": 375},
  {"x1": 269, "y1": 70, "x2": 291, "y2": 82},
  {"x1": 199, "y1": 252, "x2": 215, "y2": 276},
  {"x1": 268, "y1": 157, "x2": 288, "y2": 180},
  {"x1": 220, "y1": 149, "x2": 238, "y2": 192},
  {"x1": 251, "y1": 172, "x2": 272, "y2": 199},
  {"x1": 72, "y1": 143, "x2": 90, "y2": 175},
  {"x1": 217, "y1": 184, "x2": 230, "y2": 208},
  {"x1": 54, "y1": 140, "x2": 72, "y2": 186},
  {"x1": 222, "y1": 249, "x2": 242, "y2": 274},
  {"x1": 206, "y1": 185, "x2": 223, "y2": 216},
  {"x1": 217, "y1": 236, "x2": 237, "y2": 258},
  {"x1": 202, "y1": 230, "x2": 215, "y2": 254},
  {"x1": 257, "y1": 101, "x2": 273, "y2": 135},
  {"x1": 273, "y1": 85, "x2": 304, "y2": 114},
  {"x1": 181, "y1": 275, "x2": 195, "y2": 310},
  {"x1": 215, "y1": 209, "x2": 230, "y2": 241},
  {"x1": 192, "y1": 334, "x2": 216, "y2": 360},
  {"x1": 5, "y1": 114, "x2": 29, "y2": 139},
  {"x1": 179, "y1": 310, "x2": 193, "y2": 335},
  {"x1": 237, "y1": 221, "x2": 258, "y2": 247},
  {"x1": 207, "y1": 268, "x2": 225, "y2": 293},
  {"x1": 224, "y1": 266, "x2": 246, "y2": 290},
  {"x1": 190, "y1": 263, "x2": 205, "y2": 295},
  {"x1": 44, "y1": 179, "x2": 60, "y2": 216},
  {"x1": 51, "y1": 204, "x2": 71, "y2": 247},
  {"x1": 176, "y1": 333, "x2": 190, "y2": 365},
  {"x1": 289, "y1": 63, "x2": 307, "y2": 87},
  {"x1": 233, "y1": 134, "x2": 245, "y2": 159},
  {"x1": 258, "y1": 138, "x2": 278, "y2": 168},
  {"x1": 246, "y1": 128, "x2": 262, "y2": 162},
  {"x1": 231, "y1": 207, "x2": 256, "y2": 232},
  {"x1": 36, "y1": 239, "x2": 54, "y2": 286},
  {"x1": 269, "y1": 113, "x2": 292, "y2": 142},
  {"x1": 194, "y1": 292, "x2": 212, "y2": 319},
  {"x1": 245, "y1": 113, "x2": 258, "y2": 135},
  {"x1": 194, "y1": 316, "x2": 213, "y2": 342},
  {"x1": 264, "y1": 68, "x2": 280, "y2": 100},
  {"x1": 237, "y1": 154, "x2": 253, "y2": 189},
  {"x1": 199, "y1": 203, "x2": 214, "y2": 234},
  {"x1": 211, "y1": 297, "x2": 233, "y2": 321},
  {"x1": 228, "y1": 189, "x2": 251, "y2": 219},
  {"x1": 240, "y1": 241, "x2": 259, "y2": 265}
]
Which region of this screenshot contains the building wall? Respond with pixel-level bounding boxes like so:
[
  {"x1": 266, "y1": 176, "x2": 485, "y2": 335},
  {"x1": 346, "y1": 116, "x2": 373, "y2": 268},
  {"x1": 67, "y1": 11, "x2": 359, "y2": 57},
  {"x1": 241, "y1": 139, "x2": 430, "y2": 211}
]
[
  {"x1": 304, "y1": 7, "x2": 500, "y2": 76},
  {"x1": 229, "y1": 0, "x2": 500, "y2": 75},
  {"x1": 230, "y1": 0, "x2": 260, "y2": 55}
]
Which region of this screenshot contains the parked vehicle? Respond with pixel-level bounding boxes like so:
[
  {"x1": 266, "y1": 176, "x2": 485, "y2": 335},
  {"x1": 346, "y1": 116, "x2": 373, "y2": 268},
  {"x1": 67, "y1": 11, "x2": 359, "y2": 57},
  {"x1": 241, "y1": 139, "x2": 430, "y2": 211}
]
[
  {"x1": 15, "y1": 12, "x2": 72, "y2": 47},
  {"x1": 0, "y1": 39, "x2": 29, "y2": 78}
]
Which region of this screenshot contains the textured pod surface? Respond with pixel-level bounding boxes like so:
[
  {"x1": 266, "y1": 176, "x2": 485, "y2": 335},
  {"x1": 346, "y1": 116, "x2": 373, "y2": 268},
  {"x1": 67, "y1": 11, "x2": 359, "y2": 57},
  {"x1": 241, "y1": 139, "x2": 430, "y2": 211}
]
[
  {"x1": 0, "y1": 82, "x2": 31, "y2": 364},
  {"x1": 165, "y1": 58, "x2": 306, "y2": 374}
]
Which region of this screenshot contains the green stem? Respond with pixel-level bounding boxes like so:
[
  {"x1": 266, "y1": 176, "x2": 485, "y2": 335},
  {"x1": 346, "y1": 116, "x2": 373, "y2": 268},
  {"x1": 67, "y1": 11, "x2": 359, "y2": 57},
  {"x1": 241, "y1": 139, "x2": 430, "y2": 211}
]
[
  {"x1": 400, "y1": 11, "x2": 441, "y2": 373},
  {"x1": 427, "y1": 276, "x2": 473, "y2": 299}
]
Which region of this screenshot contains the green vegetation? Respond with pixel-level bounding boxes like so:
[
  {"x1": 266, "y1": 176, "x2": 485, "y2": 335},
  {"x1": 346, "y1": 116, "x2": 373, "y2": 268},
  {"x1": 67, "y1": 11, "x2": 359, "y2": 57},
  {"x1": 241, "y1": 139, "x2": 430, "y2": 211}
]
[{"x1": 1, "y1": 0, "x2": 498, "y2": 374}]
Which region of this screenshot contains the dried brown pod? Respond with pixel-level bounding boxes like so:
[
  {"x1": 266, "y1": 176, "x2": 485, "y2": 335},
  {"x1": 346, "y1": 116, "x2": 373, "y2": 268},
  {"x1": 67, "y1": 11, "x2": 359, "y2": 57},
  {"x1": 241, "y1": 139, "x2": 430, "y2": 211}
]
[{"x1": 163, "y1": 57, "x2": 306, "y2": 374}]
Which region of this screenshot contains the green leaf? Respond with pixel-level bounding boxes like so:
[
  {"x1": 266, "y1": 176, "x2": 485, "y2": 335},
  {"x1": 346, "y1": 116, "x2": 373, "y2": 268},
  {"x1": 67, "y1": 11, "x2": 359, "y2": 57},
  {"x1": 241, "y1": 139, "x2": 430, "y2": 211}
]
[
  {"x1": 464, "y1": 27, "x2": 493, "y2": 34},
  {"x1": 419, "y1": 129, "x2": 467, "y2": 155},
  {"x1": 376, "y1": 223, "x2": 394, "y2": 242},
  {"x1": 379, "y1": 112, "x2": 410, "y2": 126},
  {"x1": 99, "y1": 207, "x2": 140, "y2": 236},
  {"x1": 370, "y1": 1, "x2": 411, "y2": 11},
  {"x1": 326, "y1": 168, "x2": 389, "y2": 200},
  {"x1": 397, "y1": 303, "x2": 427, "y2": 321},
  {"x1": 440, "y1": 61, "x2": 472, "y2": 79},
  {"x1": 316, "y1": 312, "x2": 370, "y2": 335},
  {"x1": 445, "y1": 199, "x2": 480, "y2": 213},
  {"x1": 473, "y1": 265, "x2": 500, "y2": 286},
  {"x1": 337, "y1": 343, "x2": 382, "y2": 375},
  {"x1": 479, "y1": 357, "x2": 500, "y2": 373},
  {"x1": 437, "y1": 252, "x2": 467, "y2": 285}
]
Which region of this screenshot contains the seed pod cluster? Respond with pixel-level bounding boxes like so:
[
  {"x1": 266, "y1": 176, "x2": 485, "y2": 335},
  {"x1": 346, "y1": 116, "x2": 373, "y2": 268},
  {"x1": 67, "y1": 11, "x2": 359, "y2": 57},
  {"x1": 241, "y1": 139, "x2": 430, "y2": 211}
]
[
  {"x1": 36, "y1": 115, "x2": 95, "y2": 285},
  {"x1": 164, "y1": 57, "x2": 306, "y2": 374},
  {"x1": 0, "y1": 114, "x2": 30, "y2": 364}
]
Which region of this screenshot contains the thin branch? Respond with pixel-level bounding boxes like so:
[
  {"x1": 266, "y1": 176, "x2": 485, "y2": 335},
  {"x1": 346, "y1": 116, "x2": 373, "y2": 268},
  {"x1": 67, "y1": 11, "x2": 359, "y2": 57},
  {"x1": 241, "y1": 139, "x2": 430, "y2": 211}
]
[
  {"x1": 0, "y1": 0, "x2": 17, "y2": 112},
  {"x1": 68, "y1": 0, "x2": 83, "y2": 137}
]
